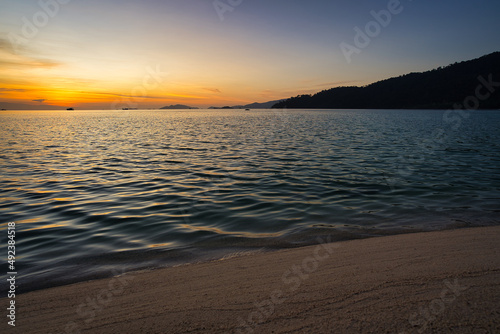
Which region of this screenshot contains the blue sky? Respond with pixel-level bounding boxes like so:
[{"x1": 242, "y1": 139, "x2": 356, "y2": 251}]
[{"x1": 0, "y1": 0, "x2": 499, "y2": 108}]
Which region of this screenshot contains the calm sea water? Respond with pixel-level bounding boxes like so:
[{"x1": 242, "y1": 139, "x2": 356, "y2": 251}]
[{"x1": 1, "y1": 109, "x2": 499, "y2": 292}]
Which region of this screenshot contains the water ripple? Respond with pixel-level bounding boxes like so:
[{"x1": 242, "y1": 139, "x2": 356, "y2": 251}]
[{"x1": 0, "y1": 109, "x2": 499, "y2": 292}]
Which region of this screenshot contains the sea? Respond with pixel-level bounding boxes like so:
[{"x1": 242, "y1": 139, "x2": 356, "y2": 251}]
[{"x1": 1, "y1": 109, "x2": 499, "y2": 293}]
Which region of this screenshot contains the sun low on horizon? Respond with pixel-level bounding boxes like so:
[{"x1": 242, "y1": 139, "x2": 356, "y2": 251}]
[{"x1": 1, "y1": 0, "x2": 499, "y2": 110}]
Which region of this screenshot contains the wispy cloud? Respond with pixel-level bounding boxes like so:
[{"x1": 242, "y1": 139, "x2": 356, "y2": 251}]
[
  {"x1": 0, "y1": 57, "x2": 62, "y2": 69},
  {"x1": 202, "y1": 87, "x2": 222, "y2": 93},
  {"x1": 78, "y1": 91, "x2": 205, "y2": 100},
  {"x1": 0, "y1": 38, "x2": 28, "y2": 54},
  {"x1": 0, "y1": 38, "x2": 63, "y2": 69},
  {"x1": 0, "y1": 88, "x2": 27, "y2": 92},
  {"x1": 0, "y1": 38, "x2": 11, "y2": 50},
  {"x1": 32, "y1": 99, "x2": 46, "y2": 103}
]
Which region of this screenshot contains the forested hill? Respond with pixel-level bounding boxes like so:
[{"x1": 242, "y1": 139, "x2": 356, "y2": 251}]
[{"x1": 272, "y1": 52, "x2": 500, "y2": 109}]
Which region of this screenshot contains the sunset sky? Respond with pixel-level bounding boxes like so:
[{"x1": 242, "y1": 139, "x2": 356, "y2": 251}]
[{"x1": 1, "y1": 0, "x2": 499, "y2": 109}]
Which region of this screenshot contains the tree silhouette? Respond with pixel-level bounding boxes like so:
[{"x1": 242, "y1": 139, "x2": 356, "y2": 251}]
[{"x1": 273, "y1": 52, "x2": 500, "y2": 110}]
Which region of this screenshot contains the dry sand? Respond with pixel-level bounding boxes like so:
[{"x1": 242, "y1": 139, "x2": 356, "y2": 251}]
[{"x1": 4, "y1": 226, "x2": 500, "y2": 333}]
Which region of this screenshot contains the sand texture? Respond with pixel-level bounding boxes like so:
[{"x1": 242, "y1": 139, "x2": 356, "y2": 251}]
[{"x1": 4, "y1": 226, "x2": 500, "y2": 333}]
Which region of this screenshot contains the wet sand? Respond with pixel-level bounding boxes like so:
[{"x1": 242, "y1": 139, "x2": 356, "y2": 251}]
[{"x1": 6, "y1": 226, "x2": 500, "y2": 333}]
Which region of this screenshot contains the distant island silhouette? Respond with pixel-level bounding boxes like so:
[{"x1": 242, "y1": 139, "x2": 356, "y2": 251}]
[
  {"x1": 160, "y1": 104, "x2": 199, "y2": 110},
  {"x1": 236, "y1": 100, "x2": 284, "y2": 109},
  {"x1": 207, "y1": 100, "x2": 284, "y2": 110},
  {"x1": 273, "y1": 52, "x2": 500, "y2": 109}
]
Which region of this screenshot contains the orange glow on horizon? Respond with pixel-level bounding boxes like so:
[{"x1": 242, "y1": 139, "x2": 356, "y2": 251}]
[
  {"x1": 0, "y1": 38, "x2": 298, "y2": 109},
  {"x1": 0, "y1": 81, "x2": 292, "y2": 109}
]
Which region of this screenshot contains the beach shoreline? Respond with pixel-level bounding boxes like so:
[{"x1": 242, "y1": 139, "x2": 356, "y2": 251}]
[{"x1": 4, "y1": 226, "x2": 500, "y2": 333}]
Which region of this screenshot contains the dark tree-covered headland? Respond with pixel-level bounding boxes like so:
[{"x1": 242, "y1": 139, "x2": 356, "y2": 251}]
[{"x1": 272, "y1": 52, "x2": 500, "y2": 109}]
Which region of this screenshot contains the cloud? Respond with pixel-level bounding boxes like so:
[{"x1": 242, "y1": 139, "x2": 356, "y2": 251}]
[
  {"x1": 0, "y1": 56, "x2": 62, "y2": 69},
  {"x1": 0, "y1": 38, "x2": 11, "y2": 49},
  {"x1": 0, "y1": 38, "x2": 62, "y2": 69},
  {"x1": 203, "y1": 87, "x2": 222, "y2": 93},
  {"x1": 78, "y1": 90, "x2": 204, "y2": 100},
  {"x1": 0, "y1": 88, "x2": 27, "y2": 92},
  {"x1": 88, "y1": 92, "x2": 172, "y2": 100},
  {"x1": 32, "y1": 99, "x2": 46, "y2": 103},
  {"x1": 0, "y1": 38, "x2": 27, "y2": 54}
]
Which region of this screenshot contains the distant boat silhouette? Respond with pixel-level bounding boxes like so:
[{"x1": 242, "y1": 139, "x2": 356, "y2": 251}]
[
  {"x1": 66, "y1": 108, "x2": 74, "y2": 110},
  {"x1": 245, "y1": 108, "x2": 250, "y2": 111}
]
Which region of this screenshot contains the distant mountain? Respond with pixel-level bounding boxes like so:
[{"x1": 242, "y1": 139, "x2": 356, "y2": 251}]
[
  {"x1": 160, "y1": 104, "x2": 198, "y2": 109},
  {"x1": 208, "y1": 106, "x2": 233, "y2": 109},
  {"x1": 209, "y1": 100, "x2": 285, "y2": 110},
  {"x1": 273, "y1": 52, "x2": 500, "y2": 109},
  {"x1": 241, "y1": 100, "x2": 284, "y2": 109}
]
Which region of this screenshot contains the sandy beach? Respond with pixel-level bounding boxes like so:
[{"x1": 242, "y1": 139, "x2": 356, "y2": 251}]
[{"x1": 5, "y1": 226, "x2": 500, "y2": 333}]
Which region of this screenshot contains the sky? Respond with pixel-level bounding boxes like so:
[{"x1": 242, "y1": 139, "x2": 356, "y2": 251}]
[{"x1": 0, "y1": 0, "x2": 499, "y2": 109}]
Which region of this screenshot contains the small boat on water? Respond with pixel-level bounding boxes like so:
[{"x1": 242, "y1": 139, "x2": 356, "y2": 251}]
[{"x1": 67, "y1": 108, "x2": 74, "y2": 110}]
